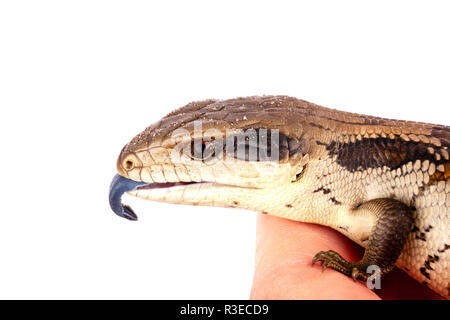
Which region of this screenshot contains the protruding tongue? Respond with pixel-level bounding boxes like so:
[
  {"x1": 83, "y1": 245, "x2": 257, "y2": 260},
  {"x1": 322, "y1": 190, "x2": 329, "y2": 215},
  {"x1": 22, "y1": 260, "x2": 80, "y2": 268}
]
[{"x1": 109, "y1": 174, "x2": 147, "y2": 220}]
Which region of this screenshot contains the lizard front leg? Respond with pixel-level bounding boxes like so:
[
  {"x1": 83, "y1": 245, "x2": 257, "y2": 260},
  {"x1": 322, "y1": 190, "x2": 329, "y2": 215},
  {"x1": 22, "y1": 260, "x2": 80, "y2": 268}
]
[{"x1": 312, "y1": 198, "x2": 415, "y2": 281}]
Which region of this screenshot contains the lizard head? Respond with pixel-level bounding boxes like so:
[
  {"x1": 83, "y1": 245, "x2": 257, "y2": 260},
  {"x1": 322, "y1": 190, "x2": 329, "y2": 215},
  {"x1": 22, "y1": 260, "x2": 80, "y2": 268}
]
[{"x1": 109, "y1": 96, "x2": 318, "y2": 220}]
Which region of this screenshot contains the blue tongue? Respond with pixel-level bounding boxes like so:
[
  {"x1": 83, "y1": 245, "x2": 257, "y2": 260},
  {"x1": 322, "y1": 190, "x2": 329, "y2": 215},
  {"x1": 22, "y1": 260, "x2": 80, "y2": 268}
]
[{"x1": 109, "y1": 174, "x2": 147, "y2": 220}]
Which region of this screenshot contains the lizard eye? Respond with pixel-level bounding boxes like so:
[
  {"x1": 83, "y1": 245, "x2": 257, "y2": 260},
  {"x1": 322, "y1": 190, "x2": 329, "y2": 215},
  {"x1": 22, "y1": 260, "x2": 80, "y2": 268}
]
[{"x1": 187, "y1": 130, "x2": 303, "y2": 163}]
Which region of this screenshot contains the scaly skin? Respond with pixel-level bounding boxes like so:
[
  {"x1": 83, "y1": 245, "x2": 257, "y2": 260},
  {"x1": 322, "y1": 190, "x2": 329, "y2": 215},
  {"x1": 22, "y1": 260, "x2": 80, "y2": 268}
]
[{"x1": 114, "y1": 96, "x2": 450, "y2": 298}]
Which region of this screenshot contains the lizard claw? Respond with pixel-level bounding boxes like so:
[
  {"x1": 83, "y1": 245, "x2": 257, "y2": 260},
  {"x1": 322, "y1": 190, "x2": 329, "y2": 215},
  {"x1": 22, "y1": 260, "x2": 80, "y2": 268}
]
[
  {"x1": 312, "y1": 251, "x2": 325, "y2": 266},
  {"x1": 312, "y1": 251, "x2": 331, "y2": 272},
  {"x1": 351, "y1": 267, "x2": 360, "y2": 282}
]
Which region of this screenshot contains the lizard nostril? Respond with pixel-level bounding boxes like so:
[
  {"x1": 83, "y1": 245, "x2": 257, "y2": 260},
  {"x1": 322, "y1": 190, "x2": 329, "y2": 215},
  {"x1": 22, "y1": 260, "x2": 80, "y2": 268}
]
[{"x1": 124, "y1": 159, "x2": 134, "y2": 170}]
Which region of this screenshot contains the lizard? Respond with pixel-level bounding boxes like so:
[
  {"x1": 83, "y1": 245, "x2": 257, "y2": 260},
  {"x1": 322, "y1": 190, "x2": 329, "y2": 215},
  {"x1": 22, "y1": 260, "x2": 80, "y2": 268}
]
[{"x1": 108, "y1": 95, "x2": 450, "y2": 298}]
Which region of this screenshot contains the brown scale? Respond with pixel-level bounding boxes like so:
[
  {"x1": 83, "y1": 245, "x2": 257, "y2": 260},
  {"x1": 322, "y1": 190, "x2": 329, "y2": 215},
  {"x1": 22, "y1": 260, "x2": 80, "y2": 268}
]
[{"x1": 429, "y1": 163, "x2": 450, "y2": 184}]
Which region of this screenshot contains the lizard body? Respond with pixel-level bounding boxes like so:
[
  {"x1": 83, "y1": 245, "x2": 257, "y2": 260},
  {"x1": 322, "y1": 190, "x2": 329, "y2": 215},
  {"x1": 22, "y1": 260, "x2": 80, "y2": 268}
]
[{"x1": 109, "y1": 96, "x2": 449, "y2": 298}]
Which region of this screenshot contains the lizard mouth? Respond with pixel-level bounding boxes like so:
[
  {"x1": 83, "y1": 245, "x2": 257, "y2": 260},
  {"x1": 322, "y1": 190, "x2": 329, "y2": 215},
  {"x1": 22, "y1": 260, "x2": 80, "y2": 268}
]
[
  {"x1": 135, "y1": 181, "x2": 198, "y2": 190},
  {"x1": 109, "y1": 174, "x2": 211, "y2": 221}
]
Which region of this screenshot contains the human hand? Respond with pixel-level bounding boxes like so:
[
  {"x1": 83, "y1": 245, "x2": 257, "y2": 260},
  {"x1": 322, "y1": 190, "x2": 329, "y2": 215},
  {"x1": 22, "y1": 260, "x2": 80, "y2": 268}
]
[{"x1": 250, "y1": 214, "x2": 442, "y2": 300}]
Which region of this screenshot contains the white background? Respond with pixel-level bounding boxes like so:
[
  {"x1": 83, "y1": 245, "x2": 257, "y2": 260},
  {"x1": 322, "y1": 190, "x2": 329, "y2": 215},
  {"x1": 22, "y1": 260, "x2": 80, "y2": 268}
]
[{"x1": 0, "y1": 1, "x2": 449, "y2": 299}]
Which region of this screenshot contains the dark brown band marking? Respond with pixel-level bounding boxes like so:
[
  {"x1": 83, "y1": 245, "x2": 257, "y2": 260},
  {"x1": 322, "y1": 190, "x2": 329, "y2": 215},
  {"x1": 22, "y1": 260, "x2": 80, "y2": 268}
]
[
  {"x1": 424, "y1": 255, "x2": 440, "y2": 271},
  {"x1": 420, "y1": 267, "x2": 431, "y2": 280},
  {"x1": 324, "y1": 137, "x2": 448, "y2": 173},
  {"x1": 330, "y1": 197, "x2": 342, "y2": 205},
  {"x1": 416, "y1": 232, "x2": 427, "y2": 241},
  {"x1": 313, "y1": 187, "x2": 331, "y2": 194}
]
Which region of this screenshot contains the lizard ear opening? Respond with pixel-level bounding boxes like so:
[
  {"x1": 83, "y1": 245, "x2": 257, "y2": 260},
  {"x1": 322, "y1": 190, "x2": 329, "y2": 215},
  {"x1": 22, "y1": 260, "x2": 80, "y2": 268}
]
[{"x1": 291, "y1": 165, "x2": 306, "y2": 182}]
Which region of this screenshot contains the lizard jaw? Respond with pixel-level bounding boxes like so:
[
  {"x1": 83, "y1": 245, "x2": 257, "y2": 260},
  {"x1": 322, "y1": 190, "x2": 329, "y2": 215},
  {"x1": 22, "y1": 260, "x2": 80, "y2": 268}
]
[
  {"x1": 109, "y1": 174, "x2": 249, "y2": 220},
  {"x1": 127, "y1": 181, "x2": 254, "y2": 208}
]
